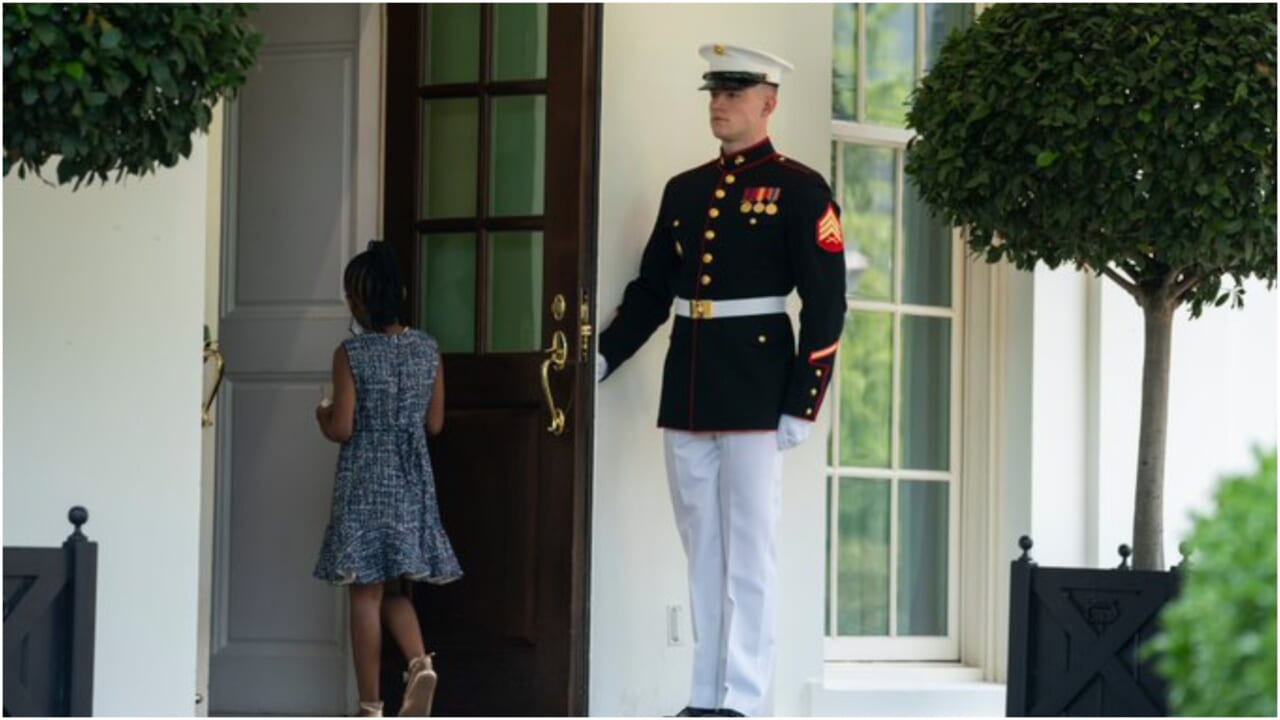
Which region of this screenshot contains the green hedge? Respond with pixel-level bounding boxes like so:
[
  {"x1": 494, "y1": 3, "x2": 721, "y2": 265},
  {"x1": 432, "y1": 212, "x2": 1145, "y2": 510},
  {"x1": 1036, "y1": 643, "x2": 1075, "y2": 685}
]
[
  {"x1": 1152, "y1": 448, "x2": 1277, "y2": 716},
  {"x1": 3, "y1": 4, "x2": 261, "y2": 188}
]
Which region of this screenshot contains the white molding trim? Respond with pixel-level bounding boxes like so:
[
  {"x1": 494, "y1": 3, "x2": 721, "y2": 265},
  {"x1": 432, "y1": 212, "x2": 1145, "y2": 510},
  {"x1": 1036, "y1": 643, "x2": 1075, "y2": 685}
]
[
  {"x1": 831, "y1": 120, "x2": 914, "y2": 149},
  {"x1": 952, "y1": 248, "x2": 1014, "y2": 682},
  {"x1": 808, "y1": 662, "x2": 1005, "y2": 717},
  {"x1": 1085, "y1": 273, "x2": 1103, "y2": 566}
]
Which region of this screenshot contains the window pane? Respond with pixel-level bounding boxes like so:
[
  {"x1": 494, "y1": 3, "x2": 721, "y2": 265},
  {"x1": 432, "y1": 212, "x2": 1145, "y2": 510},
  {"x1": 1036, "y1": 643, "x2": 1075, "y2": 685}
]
[
  {"x1": 900, "y1": 315, "x2": 950, "y2": 470},
  {"x1": 903, "y1": 181, "x2": 952, "y2": 307},
  {"x1": 925, "y1": 3, "x2": 974, "y2": 73},
  {"x1": 421, "y1": 233, "x2": 476, "y2": 352},
  {"x1": 841, "y1": 144, "x2": 895, "y2": 301},
  {"x1": 837, "y1": 477, "x2": 890, "y2": 636},
  {"x1": 865, "y1": 3, "x2": 916, "y2": 127},
  {"x1": 487, "y1": 232, "x2": 543, "y2": 352},
  {"x1": 421, "y1": 99, "x2": 478, "y2": 219},
  {"x1": 839, "y1": 310, "x2": 892, "y2": 468},
  {"x1": 832, "y1": 3, "x2": 858, "y2": 121},
  {"x1": 897, "y1": 480, "x2": 948, "y2": 635},
  {"x1": 422, "y1": 4, "x2": 479, "y2": 85},
  {"x1": 490, "y1": 95, "x2": 546, "y2": 217},
  {"x1": 492, "y1": 3, "x2": 547, "y2": 81}
]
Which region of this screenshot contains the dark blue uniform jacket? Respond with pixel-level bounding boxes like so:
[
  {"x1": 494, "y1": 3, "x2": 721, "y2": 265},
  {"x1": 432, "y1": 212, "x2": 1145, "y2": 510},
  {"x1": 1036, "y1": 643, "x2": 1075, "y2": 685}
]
[{"x1": 600, "y1": 138, "x2": 848, "y2": 431}]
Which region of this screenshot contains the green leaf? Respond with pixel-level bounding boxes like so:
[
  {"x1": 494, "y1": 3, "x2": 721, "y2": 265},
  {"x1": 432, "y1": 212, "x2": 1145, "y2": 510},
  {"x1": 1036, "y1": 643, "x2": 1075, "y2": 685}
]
[
  {"x1": 148, "y1": 58, "x2": 174, "y2": 90},
  {"x1": 99, "y1": 28, "x2": 122, "y2": 50},
  {"x1": 32, "y1": 22, "x2": 58, "y2": 46},
  {"x1": 1035, "y1": 150, "x2": 1060, "y2": 168},
  {"x1": 102, "y1": 72, "x2": 130, "y2": 97},
  {"x1": 968, "y1": 103, "x2": 991, "y2": 122},
  {"x1": 21, "y1": 85, "x2": 38, "y2": 105},
  {"x1": 63, "y1": 61, "x2": 85, "y2": 80}
]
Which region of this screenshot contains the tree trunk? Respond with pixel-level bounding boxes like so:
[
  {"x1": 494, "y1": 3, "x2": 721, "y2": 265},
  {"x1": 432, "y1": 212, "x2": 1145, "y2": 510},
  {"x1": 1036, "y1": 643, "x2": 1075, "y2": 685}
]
[{"x1": 1132, "y1": 294, "x2": 1175, "y2": 570}]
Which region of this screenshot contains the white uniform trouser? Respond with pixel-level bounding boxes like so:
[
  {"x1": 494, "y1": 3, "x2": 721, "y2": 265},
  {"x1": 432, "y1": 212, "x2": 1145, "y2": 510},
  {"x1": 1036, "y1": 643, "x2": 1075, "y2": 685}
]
[{"x1": 664, "y1": 430, "x2": 784, "y2": 716}]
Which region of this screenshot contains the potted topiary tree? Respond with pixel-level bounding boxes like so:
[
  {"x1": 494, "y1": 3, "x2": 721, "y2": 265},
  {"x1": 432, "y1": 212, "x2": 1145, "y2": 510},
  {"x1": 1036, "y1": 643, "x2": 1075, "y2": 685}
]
[
  {"x1": 904, "y1": 4, "x2": 1275, "y2": 715},
  {"x1": 905, "y1": 3, "x2": 1275, "y2": 572},
  {"x1": 4, "y1": 3, "x2": 261, "y2": 188}
]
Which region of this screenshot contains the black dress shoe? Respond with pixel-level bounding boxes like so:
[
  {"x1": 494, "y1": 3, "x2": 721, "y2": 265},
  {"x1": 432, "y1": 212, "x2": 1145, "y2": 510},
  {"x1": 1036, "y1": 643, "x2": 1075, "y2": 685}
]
[
  {"x1": 674, "y1": 707, "x2": 715, "y2": 717},
  {"x1": 714, "y1": 710, "x2": 745, "y2": 717}
]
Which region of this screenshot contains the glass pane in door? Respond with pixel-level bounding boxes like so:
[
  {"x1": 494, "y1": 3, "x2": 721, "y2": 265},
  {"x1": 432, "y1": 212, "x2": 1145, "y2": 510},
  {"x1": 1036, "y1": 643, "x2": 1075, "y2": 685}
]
[
  {"x1": 899, "y1": 315, "x2": 950, "y2": 470},
  {"x1": 492, "y1": 4, "x2": 548, "y2": 81},
  {"x1": 421, "y1": 233, "x2": 476, "y2": 352},
  {"x1": 896, "y1": 480, "x2": 948, "y2": 635},
  {"x1": 489, "y1": 95, "x2": 546, "y2": 217},
  {"x1": 925, "y1": 3, "x2": 974, "y2": 73},
  {"x1": 865, "y1": 3, "x2": 916, "y2": 127},
  {"x1": 839, "y1": 310, "x2": 893, "y2": 468},
  {"x1": 421, "y1": 99, "x2": 478, "y2": 219},
  {"x1": 840, "y1": 143, "x2": 895, "y2": 302},
  {"x1": 902, "y1": 183, "x2": 951, "y2": 308},
  {"x1": 832, "y1": 3, "x2": 858, "y2": 121},
  {"x1": 422, "y1": 4, "x2": 480, "y2": 84},
  {"x1": 487, "y1": 232, "x2": 544, "y2": 352},
  {"x1": 836, "y1": 477, "x2": 890, "y2": 635}
]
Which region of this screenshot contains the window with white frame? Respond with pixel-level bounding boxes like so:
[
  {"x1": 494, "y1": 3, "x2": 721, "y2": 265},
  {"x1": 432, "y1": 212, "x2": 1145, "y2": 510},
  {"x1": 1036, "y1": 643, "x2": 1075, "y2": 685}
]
[{"x1": 826, "y1": 2, "x2": 974, "y2": 662}]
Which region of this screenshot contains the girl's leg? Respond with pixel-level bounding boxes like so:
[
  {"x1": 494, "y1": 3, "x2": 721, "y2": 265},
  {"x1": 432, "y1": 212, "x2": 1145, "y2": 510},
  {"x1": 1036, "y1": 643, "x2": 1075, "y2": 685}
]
[
  {"x1": 350, "y1": 582, "x2": 386, "y2": 703},
  {"x1": 383, "y1": 580, "x2": 436, "y2": 716},
  {"x1": 381, "y1": 580, "x2": 427, "y2": 660}
]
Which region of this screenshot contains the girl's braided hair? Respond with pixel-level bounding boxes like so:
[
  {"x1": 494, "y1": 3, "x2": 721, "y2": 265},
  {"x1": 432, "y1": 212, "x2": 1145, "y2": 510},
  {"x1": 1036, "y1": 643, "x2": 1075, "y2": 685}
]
[{"x1": 344, "y1": 240, "x2": 405, "y2": 332}]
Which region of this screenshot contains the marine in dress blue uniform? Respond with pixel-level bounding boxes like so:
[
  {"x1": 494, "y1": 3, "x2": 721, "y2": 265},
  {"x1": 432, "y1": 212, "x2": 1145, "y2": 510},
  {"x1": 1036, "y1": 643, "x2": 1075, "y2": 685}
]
[{"x1": 597, "y1": 44, "x2": 847, "y2": 717}]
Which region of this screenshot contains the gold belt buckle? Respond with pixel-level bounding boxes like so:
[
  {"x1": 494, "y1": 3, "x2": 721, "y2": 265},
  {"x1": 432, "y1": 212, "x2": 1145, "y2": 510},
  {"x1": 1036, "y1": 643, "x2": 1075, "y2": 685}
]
[{"x1": 691, "y1": 299, "x2": 714, "y2": 319}]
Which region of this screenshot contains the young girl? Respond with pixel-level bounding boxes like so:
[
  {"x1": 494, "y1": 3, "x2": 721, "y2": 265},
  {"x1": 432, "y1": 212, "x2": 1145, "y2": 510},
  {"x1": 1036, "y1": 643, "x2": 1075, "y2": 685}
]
[{"x1": 313, "y1": 241, "x2": 462, "y2": 717}]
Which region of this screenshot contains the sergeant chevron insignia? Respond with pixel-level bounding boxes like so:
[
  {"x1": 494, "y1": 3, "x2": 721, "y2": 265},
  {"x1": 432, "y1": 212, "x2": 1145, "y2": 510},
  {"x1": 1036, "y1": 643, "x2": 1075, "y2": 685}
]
[{"x1": 816, "y1": 203, "x2": 843, "y2": 252}]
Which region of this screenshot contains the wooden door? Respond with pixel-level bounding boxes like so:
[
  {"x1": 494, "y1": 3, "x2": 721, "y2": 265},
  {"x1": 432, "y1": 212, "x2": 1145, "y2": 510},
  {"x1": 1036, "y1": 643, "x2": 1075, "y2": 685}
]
[{"x1": 382, "y1": 4, "x2": 599, "y2": 715}]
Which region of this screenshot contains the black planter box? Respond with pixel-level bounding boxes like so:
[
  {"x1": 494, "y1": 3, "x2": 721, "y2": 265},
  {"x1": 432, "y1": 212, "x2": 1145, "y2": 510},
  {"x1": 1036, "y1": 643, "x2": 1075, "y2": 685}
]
[
  {"x1": 1006, "y1": 537, "x2": 1182, "y2": 716},
  {"x1": 3, "y1": 507, "x2": 98, "y2": 717}
]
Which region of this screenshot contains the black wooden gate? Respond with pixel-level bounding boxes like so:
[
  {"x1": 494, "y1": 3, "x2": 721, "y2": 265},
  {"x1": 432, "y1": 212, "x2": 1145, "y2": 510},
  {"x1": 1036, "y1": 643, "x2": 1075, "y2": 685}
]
[
  {"x1": 4, "y1": 507, "x2": 98, "y2": 717},
  {"x1": 1006, "y1": 536, "x2": 1181, "y2": 716}
]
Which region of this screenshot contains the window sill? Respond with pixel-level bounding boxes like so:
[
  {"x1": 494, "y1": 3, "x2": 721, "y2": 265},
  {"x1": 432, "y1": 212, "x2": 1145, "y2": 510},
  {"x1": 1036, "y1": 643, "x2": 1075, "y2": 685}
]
[{"x1": 805, "y1": 663, "x2": 1005, "y2": 717}]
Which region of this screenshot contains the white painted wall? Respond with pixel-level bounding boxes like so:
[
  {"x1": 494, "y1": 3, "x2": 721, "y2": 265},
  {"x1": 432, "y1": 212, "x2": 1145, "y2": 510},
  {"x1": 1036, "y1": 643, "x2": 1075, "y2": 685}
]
[
  {"x1": 1094, "y1": 278, "x2": 1277, "y2": 567},
  {"x1": 1004, "y1": 266, "x2": 1276, "y2": 572},
  {"x1": 592, "y1": 4, "x2": 832, "y2": 716},
  {"x1": 1027, "y1": 266, "x2": 1091, "y2": 567},
  {"x1": 4, "y1": 145, "x2": 210, "y2": 715},
  {"x1": 999, "y1": 267, "x2": 1036, "y2": 569}
]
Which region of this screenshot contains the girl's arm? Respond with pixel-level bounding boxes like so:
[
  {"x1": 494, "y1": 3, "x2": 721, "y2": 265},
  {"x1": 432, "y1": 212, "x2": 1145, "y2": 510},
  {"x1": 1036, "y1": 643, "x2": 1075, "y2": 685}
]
[
  {"x1": 426, "y1": 358, "x2": 445, "y2": 436},
  {"x1": 317, "y1": 345, "x2": 357, "y2": 443}
]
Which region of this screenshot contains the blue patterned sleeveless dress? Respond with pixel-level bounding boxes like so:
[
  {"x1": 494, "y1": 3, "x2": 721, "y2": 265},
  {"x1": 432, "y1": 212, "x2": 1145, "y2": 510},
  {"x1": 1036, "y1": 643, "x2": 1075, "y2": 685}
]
[{"x1": 313, "y1": 329, "x2": 462, "y2": 586}]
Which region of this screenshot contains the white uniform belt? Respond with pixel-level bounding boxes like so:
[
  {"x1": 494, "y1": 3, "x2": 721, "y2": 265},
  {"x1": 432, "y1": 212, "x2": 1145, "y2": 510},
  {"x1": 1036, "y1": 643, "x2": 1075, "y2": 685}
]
[{"x1": 673, "y1": 295, "x2": 788, "y2": 320}]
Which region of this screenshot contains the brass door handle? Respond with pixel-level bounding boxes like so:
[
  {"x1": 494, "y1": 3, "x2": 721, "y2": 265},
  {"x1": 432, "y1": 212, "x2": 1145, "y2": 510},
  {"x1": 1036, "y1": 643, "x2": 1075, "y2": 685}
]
[
  {"x1": 540, "y1": 329, "x2": 568, "y2": 435},
  {"x1": 202, "y1": 333, "x2": 226, "y2": 428}
]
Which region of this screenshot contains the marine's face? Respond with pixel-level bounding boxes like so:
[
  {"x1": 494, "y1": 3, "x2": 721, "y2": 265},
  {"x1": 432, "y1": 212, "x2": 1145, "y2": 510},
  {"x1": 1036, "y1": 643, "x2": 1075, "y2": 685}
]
[{"x1": 708, "y1": 85, "x2": 775, "y2": 144}]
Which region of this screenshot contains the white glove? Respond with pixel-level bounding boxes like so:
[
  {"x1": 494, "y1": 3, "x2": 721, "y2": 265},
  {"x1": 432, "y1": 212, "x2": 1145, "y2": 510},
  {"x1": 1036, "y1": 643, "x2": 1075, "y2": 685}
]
[
  {"x1": 777, "y1": 415, "x2": 813, "y2": 451},
  {"x1": 596, "y1": 353, "x2": 609, "y2": 382}
]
